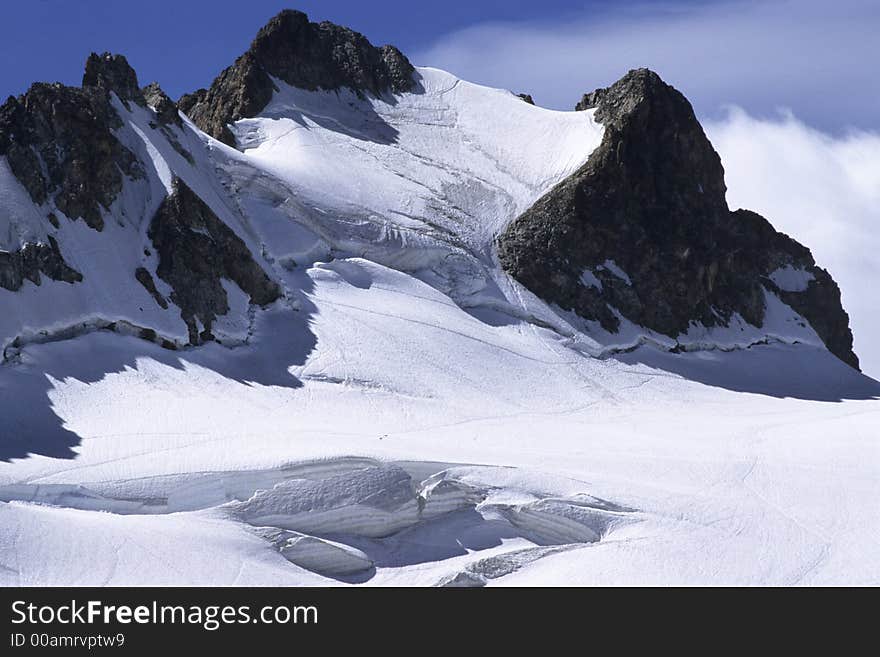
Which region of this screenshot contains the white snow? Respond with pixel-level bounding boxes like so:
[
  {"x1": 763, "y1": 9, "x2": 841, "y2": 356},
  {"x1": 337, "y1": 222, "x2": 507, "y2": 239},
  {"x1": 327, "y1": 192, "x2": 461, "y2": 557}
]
[
  {"x1": 598, "y1": 259, "x2": 632, "y2": 285},
  {"x1": 1, "y1": 252, "x2": 877, "y2": 586},
  {"x1": 273, "y1": 531, "x2": 374, "y2": 576},
  {"x1": 236, "y1": 69, "x2": 601, "y2": 249},
  {"x1": 579, "y1": 269, "x2": 603, "y2": 290},
  {"x1": 770, "y1": 265, "x2": 815, "y2": 292},
  {"x1": 0, "y1": 68, "x2": 878, "y2": 586}
]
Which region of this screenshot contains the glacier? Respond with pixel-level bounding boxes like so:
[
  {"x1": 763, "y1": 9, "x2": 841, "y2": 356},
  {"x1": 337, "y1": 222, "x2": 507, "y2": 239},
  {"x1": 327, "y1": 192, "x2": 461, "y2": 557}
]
[{"x1": 0, "y1": 13, "x2": 878, "y2": 587}]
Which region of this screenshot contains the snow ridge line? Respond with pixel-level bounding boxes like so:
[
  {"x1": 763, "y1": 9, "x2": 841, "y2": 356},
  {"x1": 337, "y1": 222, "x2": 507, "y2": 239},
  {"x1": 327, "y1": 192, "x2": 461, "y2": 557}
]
[
  {"x1": 0, "y1": 303, "x2": 811, "y2": 367},
  {"x1": 462, "y1": 291, "x2": 812, "y2": 361},
  {"x1": 2, "y1": 317, "x2": 210, "y2": 364},
  {"x1": 586, "y1": 334, "x2": 799, "y2": 360}
]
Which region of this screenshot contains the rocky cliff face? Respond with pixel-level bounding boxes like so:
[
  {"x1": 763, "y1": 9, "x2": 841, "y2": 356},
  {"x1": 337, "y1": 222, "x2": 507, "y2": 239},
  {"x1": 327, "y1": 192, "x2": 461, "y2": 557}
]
[
  {"x1": 0, "y1": 13, "x2": 860, "y2": 370},
  {"x1": 497, "y1": 69, "x2": 858, "y2": 369},
  {"x1": 142, "y1": 82, "x2": 181, "y2": 127},
  {"x1": 82, "y1": 52, "x2": 145, "y2": 107},
  {"x1": 0, "y1": 237, "x2": 82, "y2": 291},
  {"x1": 147, "y1": 178, "x2": 281, "y2": 344},
  {"x1": 0, "y1": 50, "x2": 280, "y2": 347},
  {"x1": 0, "y1": 53, "x2": 146, "y2": 231},
  {"x1": 180, "y1": 9, "x2": 415, "y2": 145}
]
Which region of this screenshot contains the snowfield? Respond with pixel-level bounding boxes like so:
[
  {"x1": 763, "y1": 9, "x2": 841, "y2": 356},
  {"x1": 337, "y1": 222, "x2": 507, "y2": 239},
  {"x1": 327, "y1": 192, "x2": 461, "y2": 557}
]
[{"x1": 1, "y1": 68, "x2": 878, "y2": 586}]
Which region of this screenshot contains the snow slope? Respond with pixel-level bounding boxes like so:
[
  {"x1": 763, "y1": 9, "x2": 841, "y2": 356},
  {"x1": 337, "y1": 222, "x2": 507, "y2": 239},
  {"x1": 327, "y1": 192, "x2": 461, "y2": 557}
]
[
  {"x1": 1, "y1": 254, "x2": 878, "y2": 585},
  {"x1": 1, "y1": 68, "x2": 878, "y2": 586},
  {"x1": 0, "y1": 95, "x2": 274, "y2": 350}
]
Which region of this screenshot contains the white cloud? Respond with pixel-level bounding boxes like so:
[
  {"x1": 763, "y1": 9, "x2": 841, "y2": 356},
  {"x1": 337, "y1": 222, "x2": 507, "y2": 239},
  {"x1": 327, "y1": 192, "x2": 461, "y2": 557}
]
[
  {"x1": 706, "y1": 110, "x2": 880, "y2": 377},
  {"x1": 413, "y1": 0, "x2": 880, "y2": 132}
]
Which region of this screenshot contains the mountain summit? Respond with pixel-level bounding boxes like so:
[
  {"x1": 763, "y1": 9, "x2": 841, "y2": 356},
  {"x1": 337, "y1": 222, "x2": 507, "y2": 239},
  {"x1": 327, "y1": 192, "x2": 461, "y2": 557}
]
[
  {"x1": 179, "y1": 9, "x2": 415, "y2": 145},
  {"x1": 0, "y1": 9, "x2": 861, "y2": 371},
  {"x1": 498, "y1": 69, "x2": 857, "y2": 368},
  {"x1": 0, "y1": 8, "x2": 877, "y2": 588}
]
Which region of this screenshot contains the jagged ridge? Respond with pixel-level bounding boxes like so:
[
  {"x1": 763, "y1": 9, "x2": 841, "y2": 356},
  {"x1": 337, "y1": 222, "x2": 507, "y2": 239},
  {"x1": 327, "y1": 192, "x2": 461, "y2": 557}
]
[
  {"x1": 179, "y1": 9, "x2": 416, "y2": 145},
  {"x1": 0, "y1": 58, "x2": 146, "y2": 230},
  {"x1": 0, "y1": 14, "x2": 862, "y2": 370}
]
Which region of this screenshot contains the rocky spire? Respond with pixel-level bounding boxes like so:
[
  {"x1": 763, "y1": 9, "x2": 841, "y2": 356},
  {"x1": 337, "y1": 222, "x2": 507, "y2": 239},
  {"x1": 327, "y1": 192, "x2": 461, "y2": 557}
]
[
  {"x1": 0, "y1": 54, "x2": 146, "y2": 231},
  {"x1": 142, "y1": 82, "x2": 181, "y2": 126},
  {"x1": 180, "y1": 9, "x2": 416, "y2": 145},
  {"x1": 82, "y1": 52, "x2": 145, "y2": 105},
  {"x1": 497, "y1": 69, "x2": 858, "y2": 369}
]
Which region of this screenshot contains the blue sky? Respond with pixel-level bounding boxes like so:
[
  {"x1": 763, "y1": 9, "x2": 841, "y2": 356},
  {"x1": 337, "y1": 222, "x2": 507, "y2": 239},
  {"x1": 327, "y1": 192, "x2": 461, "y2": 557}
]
[
  {"x1": 5, "y1": 0, "x2": 877, "y2": 133},
  {"x1": 0, "y1": 1, "x2": 685, "y2": 101},
  {"x1": 413, "y1": 0, "x2": 880, "y2": 133}
]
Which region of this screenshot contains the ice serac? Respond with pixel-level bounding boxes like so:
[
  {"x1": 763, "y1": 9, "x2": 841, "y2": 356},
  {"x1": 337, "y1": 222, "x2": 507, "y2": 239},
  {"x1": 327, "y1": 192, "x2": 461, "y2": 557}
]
[
  {"x1": 147, "y1": 178, "x2": 281, "y2": 344},
  {"x1": 180, "y1": 9, "x2": 416, "y2": 146},
  {"x1": 0, "y1": 57, "x2": 145, "y2": 231},
  {"x1": 235, "y1": 465, "x2": 422, "y2": 538},
  {"x1": 497, "y1": 69, "x2": 859, "y2": 369}
]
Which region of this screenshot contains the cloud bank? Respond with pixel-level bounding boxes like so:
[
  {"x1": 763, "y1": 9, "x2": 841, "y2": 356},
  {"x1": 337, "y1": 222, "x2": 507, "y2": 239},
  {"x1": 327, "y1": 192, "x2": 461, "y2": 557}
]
[
  {"x1": 413, "y1": 0, "x2": 880, "y2": 133},
  {"x1": 706, "y1": 111, "x2": 880, "y2": 377}
]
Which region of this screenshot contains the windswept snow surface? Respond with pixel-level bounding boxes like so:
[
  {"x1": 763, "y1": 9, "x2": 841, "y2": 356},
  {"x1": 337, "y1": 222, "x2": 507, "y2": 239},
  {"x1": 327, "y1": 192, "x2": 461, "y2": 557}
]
[
  {"x1": 1, "y1": 69, "x2": 879, "y2": 586},
  {"x1": 1, "y1": 255, "x2": 878, "y2": 586},
  {"x1": 236, "y1": 69, "x2": 600, "y2": 250}
]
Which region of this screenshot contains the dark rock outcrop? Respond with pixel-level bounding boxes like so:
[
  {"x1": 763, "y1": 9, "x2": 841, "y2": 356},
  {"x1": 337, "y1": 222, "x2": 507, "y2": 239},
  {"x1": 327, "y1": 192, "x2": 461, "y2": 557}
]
[
  {"x1": 0, "y1": 56, "x2": 145, "y2": 230},
  {"x1": 517, "y1": 93, "x2": 535, "y2": 105},
  {"x1": 142, "y1": 82, "x2": 181, "y2": 126},
  {"x1": 147, "y1": 178, "x2": 280, "y2": 344},
  {"x1": 176, "y1": 88, "x2": 206, "y2": 116},
  {"x1": 82, "y1": 52, "x2": 145, "y2": 106},
  {"x1": 134, "y1": 266, "x2": 168, "y2": 309},
  {"x1": 0, "y1": 237, "x2": 82, "y2": 291},
  {"x1": 142, "y1": 82, "x2": 193, "y2": 163},
  {"x1": 497, "y1": 69, "x2": 858, "y2": 369},
  {"x1": 181, "y1": 9, "x2": 416, "y2": 145}
]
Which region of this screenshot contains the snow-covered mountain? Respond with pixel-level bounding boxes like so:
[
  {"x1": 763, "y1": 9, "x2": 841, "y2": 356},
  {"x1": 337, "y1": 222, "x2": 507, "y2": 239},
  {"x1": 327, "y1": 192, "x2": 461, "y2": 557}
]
[{"x1": 1, "y1": 9, "x2": 877, "y2": 586}]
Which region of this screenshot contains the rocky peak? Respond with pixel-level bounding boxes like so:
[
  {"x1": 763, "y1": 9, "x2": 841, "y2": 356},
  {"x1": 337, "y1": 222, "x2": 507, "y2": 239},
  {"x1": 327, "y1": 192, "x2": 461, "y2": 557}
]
[
  {"x1": 82, "y1": 52, "x2": 144, "y2": 106},
  {"x1": 142, "y1": 82, "x2": 181, "y2": 126},
  {"x1": 251, "y1": 9, "x2": 414, "y2": 94},
  {"x1": 0, "y1": 58, "x2": 145, "y2": 230},
  {"x1": 497, "y1": 68, "x2": 859, "y2": 369},
  {"x1": 577, "y1": 68, "x2": 666, "y2": 116},
  {"x1": 181, "y1": 9, "x2": 416, "y2": 145},
  {"x1": 578, "y1": 68, "x2": 729, "y2": 217}
]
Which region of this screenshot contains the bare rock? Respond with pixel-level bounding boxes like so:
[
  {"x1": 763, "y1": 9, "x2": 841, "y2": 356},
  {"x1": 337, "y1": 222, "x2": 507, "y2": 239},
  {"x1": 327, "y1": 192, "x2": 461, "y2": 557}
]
[
  {"x1": 181, "y1": 9, "x2": 416, "y2": 145},
  {"x1": 147, "y1": 178, "x2": 280, "y2": 344},
  {"x1": 82, "y1": 52, "x2": 145, "y2": 106},
  {"x1": 0, "y1": 237, "x2": 82, "y2": 291},
  {"x1": 0, "y1": 55, "x2": 145, "y2": 230},
  {"x1": 142, "y1": 82, "x2": 181, "y2": 126},
  {"x1": 498, "y1": 69, "x2": 858, "y2": 369}
]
